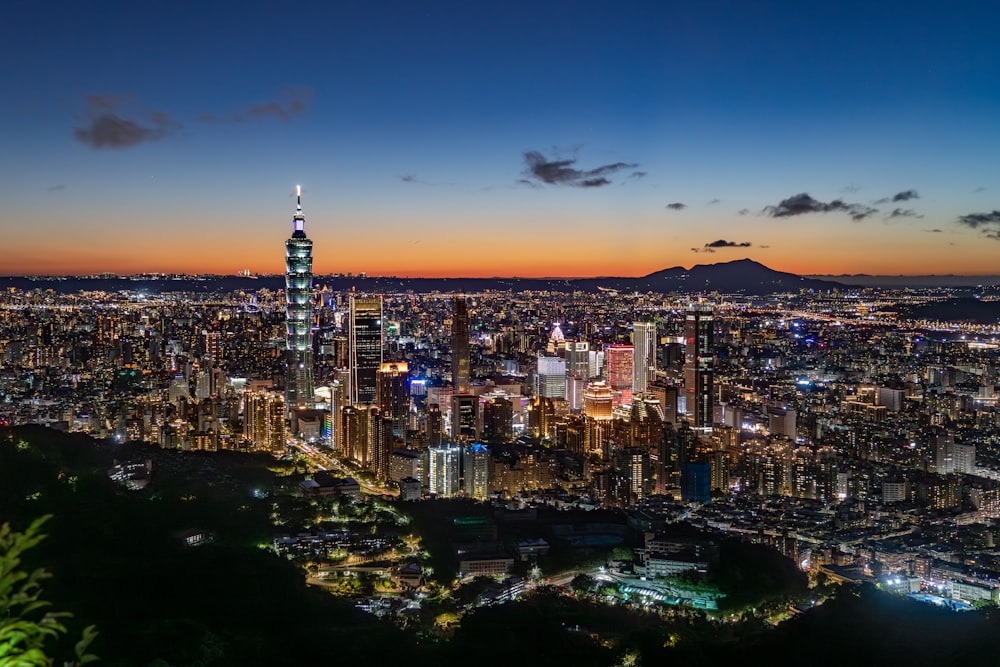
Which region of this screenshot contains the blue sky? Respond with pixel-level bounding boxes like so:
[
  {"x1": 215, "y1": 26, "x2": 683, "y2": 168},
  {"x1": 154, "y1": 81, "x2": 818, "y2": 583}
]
[{"x1": 2, "y1": 0, "x2": 999, "y2": 276}]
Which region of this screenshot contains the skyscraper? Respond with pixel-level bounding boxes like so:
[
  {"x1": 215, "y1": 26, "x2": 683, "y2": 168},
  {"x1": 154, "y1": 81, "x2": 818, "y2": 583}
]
[
  {"x1": 632, "y1": 322, "x2": 656, "y2": 394},
  {"x1": 285, "y1": 186, "x2": 314, "y2": 411},
  {"x1": 604, "y1": 344, "x2": 634, "y2": 404},
  {"x1": 349, "y1": 295, "x2": 383, "y2": 405},
  {"x1": 452, "y1": 296, "x2": 471, "y2": 394},
  {"x1": 377, "y1": 361, "x2": 410, "y2": 443},
  {"x1": 684, "y1": 304, "x2": 715, "y2": 429}
]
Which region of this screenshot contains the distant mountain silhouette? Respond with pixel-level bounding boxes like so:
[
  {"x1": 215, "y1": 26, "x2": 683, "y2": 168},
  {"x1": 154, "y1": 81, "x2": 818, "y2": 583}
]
[
  {"x1": 572, "y1": 258, "x2": 842, "y2": 294},
  {"x1": 0, "y1": 259, "x2": 842, "y2": 296}
]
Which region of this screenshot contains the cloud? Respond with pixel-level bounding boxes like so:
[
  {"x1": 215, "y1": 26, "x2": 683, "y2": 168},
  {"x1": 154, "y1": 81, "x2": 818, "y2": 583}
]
[
  {"x1": 875, "y1": 189, "x2": 919, "y2": 204},
  {"x1": 840, "y1": 184, "x2": 862, "y2": 194},
  {"x1": 762, "y1": 192, "x2": 877, "y2": 221},
  {"x1": 691, "y1": 247, "x2": 715, "y2": 253},
  {"x1": 973, "y1": 186, "x2": 986, "y2": 193},
  {"x1": 521, "y1": 150, "x2": 638, "y2": 188},
  {"x1": 957, "y1": 210, "x2": 1000, "y2": 239},
  {"x1": 704, "y1": 239, "x2": 752, "y2": 248},
  {"x1": 707, "y1": 198, "x2": 721, "y2": 205},
  {"x1": 737, "y1": 208, "x2": 750, "y2": 216},
  {"x1": 922, "y1": 228, "x2": 943, "y2": 233},
  {"x1": 45, "y1": 184, "x2": 66, "y2": 191},
  {"x1": 197, "y1": 87, "x2": 314, "y2": 123},
  {"x1": 759, "y1": 244, "x2": 771, "y2": 249},
  {"x1": 73, "y1": 94, "x2": 179, "y2": 149},
  {"x1": 886, "y1": 208, "x2": 923, "y2": 219},
  {"x1": 665, "y1": 202, "x2": 686, "y2": 210},
  {"x1": 628, "y1": 171, "x2": 647, "y2": 180}
]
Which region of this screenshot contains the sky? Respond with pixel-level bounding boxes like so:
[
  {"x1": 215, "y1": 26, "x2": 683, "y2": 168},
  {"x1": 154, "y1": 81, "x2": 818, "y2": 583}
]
[{"x1": 2, "y1": 0, "x2": 999, "y2": 278}]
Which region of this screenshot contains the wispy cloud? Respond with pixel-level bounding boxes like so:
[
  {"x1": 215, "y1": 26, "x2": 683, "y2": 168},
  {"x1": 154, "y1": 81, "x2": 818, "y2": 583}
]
[
  {"x1": 957, "y1": 210, "x2": 1000, "y2": 240},
  {"x1": 705, "y1": 239, "x2": 752, "y2": 248},
  {"x1": 665, "y1": 202, "x2": 686, "y2": 210},
  {"x1": 922, "y1": 228, "x2": 943, "y2": 233},
  {"x1": 737, "y1": 208, "x2": 750, "y2": 216},
  {"x1": 707, "y1": 198, "x2": 721, "y2": 205},
  {"x1": 45, "y1": 184, "x2": 66, "y2": 191},
  {"x1": 520, "y1": 149, "x2": 638, "y2": 188},
  {"x1": 762, "y1": 192, "x2": 877, "y2": 222},
  {"x1": 197, "y1": 87, "x2": 314, "y2": 123},
  {"x1": 885, "y1": 208, "x2": 923, "y2": 219},
  {"x1": 691, "y1": 239, "x2": 753, "y2": 253},
  {"x1": 874, "y1": 189, "x2": 919, "y2": 205},
  {"x1": 73, "y1": 94, "x2": 179, "y2": 149}
]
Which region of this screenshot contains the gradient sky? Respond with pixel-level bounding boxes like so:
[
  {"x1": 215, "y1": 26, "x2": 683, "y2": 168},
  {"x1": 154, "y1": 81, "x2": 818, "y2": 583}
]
[{"x1": 2, "y1": 0, "x2": 1000, "y2": 277}]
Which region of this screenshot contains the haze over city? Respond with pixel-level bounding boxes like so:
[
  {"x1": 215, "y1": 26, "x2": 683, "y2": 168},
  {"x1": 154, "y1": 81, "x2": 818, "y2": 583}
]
[{"x1": 2, "y1": 0, "x2": 999, "y2": 277}]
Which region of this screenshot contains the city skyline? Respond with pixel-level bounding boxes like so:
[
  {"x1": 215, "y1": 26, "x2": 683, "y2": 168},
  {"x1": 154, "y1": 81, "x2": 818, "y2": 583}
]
[{"x1": 3, "y1": 1, "x2": 1000, "y2": 277}]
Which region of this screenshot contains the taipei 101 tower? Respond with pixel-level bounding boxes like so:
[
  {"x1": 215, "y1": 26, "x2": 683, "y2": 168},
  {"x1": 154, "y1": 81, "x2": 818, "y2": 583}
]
[{"x1": 285, "y1": 186, "x2": 314, "y2": 411}]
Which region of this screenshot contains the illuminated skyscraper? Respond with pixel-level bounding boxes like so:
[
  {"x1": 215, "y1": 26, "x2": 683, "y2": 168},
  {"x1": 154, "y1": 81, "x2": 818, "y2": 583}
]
[
  {"x1": 350, "y1": 296, "x2": 383, "y2": 405},
  {"x1": 684, "y1": 304, "x2": 715, "y2": 429},
  {"x1": 285, "y1": 186, "x2": 314, "y2": 411},
  {"x1": 377, "y1": 361, "x2": 410, "y2": 443},
  {"x1": 452, "y1": 297, "x2": 471, "y2": 394},
  {"x1": 632, "y1": 322, "x2": 656, "y2": 394},
  {"x1": 604, "y1": 344, "x2": 634, "y2": 404},
  {"x1": 464, "y1": 443, "x2": 490, "y2": 499}
]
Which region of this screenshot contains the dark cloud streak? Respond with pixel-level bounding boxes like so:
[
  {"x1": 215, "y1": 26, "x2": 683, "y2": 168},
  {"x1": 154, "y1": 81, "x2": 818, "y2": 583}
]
[
  {"x1": 762, "y1": 192, "x2": 877, "y2": 221},
  {"x1": 957, "y1": 210, "x2": 1000, "y2": 239},
  {"x1": 521, "y1": 150, "x2": 638, "y2": 188}
]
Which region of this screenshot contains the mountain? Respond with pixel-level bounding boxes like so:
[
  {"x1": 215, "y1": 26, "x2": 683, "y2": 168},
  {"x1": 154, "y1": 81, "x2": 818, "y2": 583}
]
[
  {"x1": 572, "y1": 259, "x2": 843, "y2": 294},
  {"x1": 0, "y1": 260, "x2": 842, "y2": 296}
]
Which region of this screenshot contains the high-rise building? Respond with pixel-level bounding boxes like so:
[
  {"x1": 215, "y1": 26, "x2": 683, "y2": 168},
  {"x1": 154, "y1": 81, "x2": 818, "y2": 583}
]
[
  {"x1": 684, "y1": 304, "x2": 715, "y2": 428},
  {"x1": 464, "y1": 443, "x2": 490, "y2": 499},
  {"x1": 451, "y1": 394, "x2": 478, "y2": 441},
  {"x1": 565, "y1": 341, "x2": 591, "y2": 379},
  {"x1": 428, "y1": 443, "x2": 461, "y2": 497},
  {"x1": 452, "y1": 297, "x2": 471, "y2": 394},
  {"x1": 285, "y1": 186, "x2": 314, "y2": 412},
  {"x1": 426, "y1": 403, "x2": 443, "y2": 447},
  {"x1": 632, "y1": 322, "x2": 656, "y2": 394},
  {"x1": 244, "y1": 390, "x2": 287, "y2": 455},
  {"x1": 480, "y1": 394, "x2": 512, "y2": 444},
  {"x1": 536, "y1": 355, "x2": 567, "y2": 399},
  {"x1": 604, "y1": 344, "x2": 634, "y2": 405},
  {"x1": 350, "y1": 296, "x2": 383, "y2": 405},
  {"x1": 377, "y1": 361, "x2": 410, "y2": 443}
]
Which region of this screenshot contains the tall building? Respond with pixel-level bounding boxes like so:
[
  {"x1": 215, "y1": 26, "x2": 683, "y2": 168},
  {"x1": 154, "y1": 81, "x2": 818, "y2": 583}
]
[
  {"x1": 452, "y1": 297, "x2": 471, "y2": 394},
  {"x1": 377, "y1": 361, "x2": 410, "y2": 443},
  {"x1": 536, "y1": 355, "x2": 567, "y2": 399},
  {"x1": 565, "y1": 341, "x2": 591, "y2": 379},
  {"x1": 426, "y1": 403, "x2": 443, "y2": 447},
  {"x1": 244, "y1": 390, "x2": 287, "y2": 455},
  {"x1": 285, "y1": 186, "x2": 314, "y2": 412},
  {"x1": 684, "y1": 304, "x2": 715, "y2": 428},
  {"x1": 428, "y1": 443, "x2": 461, "y2": 497},
  {"x1": 350, "y1": 296, "x2": 383, "y2": 405},
  {"x1": 464, "y1": 443, "x2": 490, "y2": 499},
  {"x1": 632, "y1": 322, "x2": 656, "y2": 394},
  {"x1": 604, "y1": 344, "x2": 634, "y2": 404}
]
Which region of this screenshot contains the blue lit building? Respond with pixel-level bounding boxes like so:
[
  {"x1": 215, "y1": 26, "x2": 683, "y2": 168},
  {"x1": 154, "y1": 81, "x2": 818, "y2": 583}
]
[{"x1": 285, "y1": 187, "x2": 314, "y2": 412}]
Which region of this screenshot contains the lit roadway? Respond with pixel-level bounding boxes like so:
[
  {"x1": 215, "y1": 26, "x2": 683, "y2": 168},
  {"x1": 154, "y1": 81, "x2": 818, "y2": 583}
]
[{"x1": 291, "y1": 440, "x2": 398, "y2": 497}]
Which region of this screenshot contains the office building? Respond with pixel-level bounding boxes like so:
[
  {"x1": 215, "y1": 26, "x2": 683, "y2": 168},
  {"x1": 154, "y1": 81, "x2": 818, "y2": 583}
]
[
  {"x1": 350, "y1": 296, "x2": 383, "y2": 405},
  {"x1": 452, "y1": 297, "x2": 471, "y2": 394},
  {"x1": 684, "y1": 304, "x2": 715, "y2": 428},
  {"x1": 632, "y1": 322, "x2": 656, "y2": 394},
  {"x1": 428, "y1": 443, "x2": 461, "y2": 497},
  {"x1": 464, "y1": 443, "x2": 490, "y2": 499}
]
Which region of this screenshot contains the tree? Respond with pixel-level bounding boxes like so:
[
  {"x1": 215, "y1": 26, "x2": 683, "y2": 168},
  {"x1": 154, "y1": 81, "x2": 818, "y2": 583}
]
[{"x1": 0, "y1": 516, "x2": 97, "y2": 666}]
